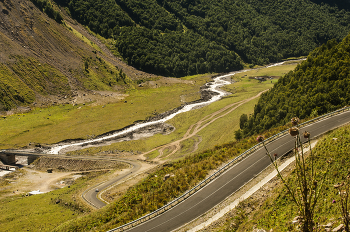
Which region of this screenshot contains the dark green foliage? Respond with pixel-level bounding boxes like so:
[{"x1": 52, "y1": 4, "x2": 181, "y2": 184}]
[
  {"x1": 239, "y1": 34, "x2": 350, "y2": 137},
  {"x1": 239, "y1": 114, "x2": 248, "y2": 129},
  {"x1": 116, "y1": 27, "x2": 243, "y2": 77},
  {"x1": 30, "y1": 0, "x2": 63, "y2": 23},
  {"x1": 234, "y1": 129, "x2": 242, "y2": 141},
  {"x1": 62, "y1": 0, "x2": 135, "y2": 38},
  {"x1": 117, "y1": 0, "x2": 179, "y2": 31},
  {"x1": 54, "y1": 0, "x2": 350, "y2": 77}
]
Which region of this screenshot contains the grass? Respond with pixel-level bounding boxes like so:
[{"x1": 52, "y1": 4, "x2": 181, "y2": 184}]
[
  {"x1": 0, "y1": 170, "x2": 109, "y2": 232},
  {"x1": 65, "y1": 24, "x2": 102, "y2": 52},
  {"x1": 53, "y1": 125, "x2": 292, "y2": 232},
  {"x1": 220, "y1": 124, "x2": 350, "y2": 231},
  {"x1": 63, "y1": 62, "x2": 300, "y2": 157},
  {"x1": 0, "y1": 74, "x2": 209, "y2": 149},
  {"x1": 234, "y1": 62, "x2": 299, "y2": 79},
  {"x1": 0, "y1": 63, "x2": 36, "y2": 110}
]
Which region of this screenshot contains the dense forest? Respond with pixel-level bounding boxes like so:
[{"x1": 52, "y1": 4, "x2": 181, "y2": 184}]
[
  {"x1": 55, "y1": 0, "x2": 350, "y2": 77},
  {"x1": 237, "y1": 33, "x2": 350, "y2": 138}
]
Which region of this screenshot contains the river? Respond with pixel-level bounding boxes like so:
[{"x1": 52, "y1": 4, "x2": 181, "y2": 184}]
[{"x1": 47, "y1": 62, "x2": 285, "y2": 154}]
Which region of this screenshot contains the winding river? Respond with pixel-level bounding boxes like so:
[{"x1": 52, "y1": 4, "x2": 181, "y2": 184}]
[{"x1": 47, "y1": 62, "x2": 285, "y2": 154}]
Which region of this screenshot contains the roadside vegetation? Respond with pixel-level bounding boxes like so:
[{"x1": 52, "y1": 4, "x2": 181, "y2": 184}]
[
  {"x1": 53, "y1": 116, "x2": 344, "y2": 232},
  {"x1": 53, "y1": 125, "x2": 291, "y2": 232},
  {"x1": 220, "y1": 124, "x2": 350, "y2": 231}
]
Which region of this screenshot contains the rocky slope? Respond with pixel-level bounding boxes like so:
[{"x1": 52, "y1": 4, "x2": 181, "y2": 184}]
[{"x1": 0, "y1": 0, "x2": 157, "y2": 113}]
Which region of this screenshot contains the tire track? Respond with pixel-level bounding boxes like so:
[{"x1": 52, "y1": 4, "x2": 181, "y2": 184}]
[{"x1": 140, "y1": 90, "x2": 267, "y2": 161}]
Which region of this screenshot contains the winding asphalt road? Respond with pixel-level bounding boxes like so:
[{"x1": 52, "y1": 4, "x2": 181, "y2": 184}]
[
  {"x1": 119, "y1": 110, "x2": 350, "y2": 232},
  {"x1": 0, "y1": 150, "x2": 141, "y2": 209},
  {"x1": 82, "y1": 159, "x2": 141, "y2": 208}
]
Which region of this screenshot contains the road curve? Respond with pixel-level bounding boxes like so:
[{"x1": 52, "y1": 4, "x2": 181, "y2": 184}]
[
  {"x1": 120, "y1": 110, "x2": 350, "y2": 232},
  {"x1": 82, "y1": 159, "x2": 141, "y2": 208},
  {"x1": 0, "y1": 149, "x2": 143, "y2": 209}
]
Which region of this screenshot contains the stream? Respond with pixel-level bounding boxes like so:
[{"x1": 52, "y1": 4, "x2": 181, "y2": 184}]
[{"x1": 47, "y1": 62, "x2": 285, "y2": 154}]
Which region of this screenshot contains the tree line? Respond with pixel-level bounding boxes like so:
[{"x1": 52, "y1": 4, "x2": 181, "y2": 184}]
[
  {"x1": 55, "y1": 0, "x2": 350, "y2": 77},
  {"x1": 236, "y1": 34, "x2": 350, "y2": 139}
]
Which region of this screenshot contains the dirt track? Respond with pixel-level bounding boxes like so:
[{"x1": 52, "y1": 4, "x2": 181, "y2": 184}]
[
  {"x1": 0, "y1": 168, "x2": 75, "y2": 198},
  {"x1": 94, "y1": 90, "x2": 268, "y2": 204},
  {"x1": 139, "y1": 90, "x2": 267, "y2": 162}
]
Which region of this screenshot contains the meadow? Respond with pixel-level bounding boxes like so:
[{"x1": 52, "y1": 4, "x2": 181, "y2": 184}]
[
  {"x1": 0, "y1": 62, "x2": 298, "y2": 153},
  {"x1": 0, "y1": 171, "x2": 106, "y2": 231},
  {"x1": 0, "y1": 74, "x2": 209, "y2": 149},
  {"x1": 0, "y1": 61, "x2": 300, "y2": 231},
  {"x1": 65, "y1": 62, "x2": 299, "y2": 158}
]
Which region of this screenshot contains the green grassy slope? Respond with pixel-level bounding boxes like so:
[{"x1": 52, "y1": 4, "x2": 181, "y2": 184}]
[
  {"x1": 0, "y1": 0, "x2": 130, "y2": 111},
  {"x1": 223, "y1": 124, "x2": 350, "y2": 231},
  {"x1": 0, "y1": 63, "x2": 36, "y2": 110}
]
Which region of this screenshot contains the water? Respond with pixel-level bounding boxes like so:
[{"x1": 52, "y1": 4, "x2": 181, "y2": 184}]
[{"x1": 48, "y1": 62, "x2": 285, "y2": 154}]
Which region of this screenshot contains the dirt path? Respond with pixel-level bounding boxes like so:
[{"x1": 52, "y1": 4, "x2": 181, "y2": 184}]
[
  {"x1": 89, "y1": 91, "x2": 268, "y2": 205},
  {"x1": 1, "y1": 168, "x2": 76, "y2": 197},
  {"x1": 0, "y1": 88, "x2": 267, "y2": 206},
  {"x1": 139, "y1": 90, "x2": 267, "y2": 162}
]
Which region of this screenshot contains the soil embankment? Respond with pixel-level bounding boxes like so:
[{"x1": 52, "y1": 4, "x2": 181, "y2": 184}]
[{"x1": 32, "y1": 157, "x2": 129, "y2": 172}]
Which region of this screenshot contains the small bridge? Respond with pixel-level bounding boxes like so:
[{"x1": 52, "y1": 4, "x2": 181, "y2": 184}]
[
  {"x1": 0, "y1": 151, "x2": 42, "y2": 165},
  {"x1": 0, "y1": 164, "x2": 19, "y2": 170}
]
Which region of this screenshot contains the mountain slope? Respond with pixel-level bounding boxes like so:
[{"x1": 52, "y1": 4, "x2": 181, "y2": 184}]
[
  {"x1": 0, "y1": 0, "x2": 156, "y2": 111},
  {"x1": 239, "y1": 33, "x2": 350, "y2": 137},
  {"x1": 57, "y1": 0, "x2": 350, "y2": 76}
]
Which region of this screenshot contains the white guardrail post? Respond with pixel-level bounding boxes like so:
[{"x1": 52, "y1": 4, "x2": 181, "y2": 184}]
[{"x1": 108, "y1": 106, "x2": 350, "y2": 232}]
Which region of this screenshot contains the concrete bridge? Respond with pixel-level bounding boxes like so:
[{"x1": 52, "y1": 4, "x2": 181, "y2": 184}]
[{"x1": 0, "y1": 151, "x2": 41, "y2": 165}]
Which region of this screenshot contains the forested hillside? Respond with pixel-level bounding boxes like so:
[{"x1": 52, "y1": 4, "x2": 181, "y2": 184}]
[
  {"x1": 57, "y1": 0, "x2": 350, "y2": 76},
  {"x1": 238, "y1": 33, "x2": 350, "y2": 137}
]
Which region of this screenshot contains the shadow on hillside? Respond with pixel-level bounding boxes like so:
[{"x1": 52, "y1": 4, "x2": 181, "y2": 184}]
[{"x1": 310, "y1": 0, "x2": 350, "y2": 10}]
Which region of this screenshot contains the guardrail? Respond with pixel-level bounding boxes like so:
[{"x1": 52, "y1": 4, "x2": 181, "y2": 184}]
[{"x1": 108, "y1": 106, "x2": 350, "y2": 232}]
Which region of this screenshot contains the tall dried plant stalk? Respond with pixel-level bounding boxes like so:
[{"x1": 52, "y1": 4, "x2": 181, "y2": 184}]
[
  {"x1": 334, "y1": 176, "x2": 350, "y2": 232},
  {"x1": 257, "y1": 117, "x2": 331, "y2": 232}
]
